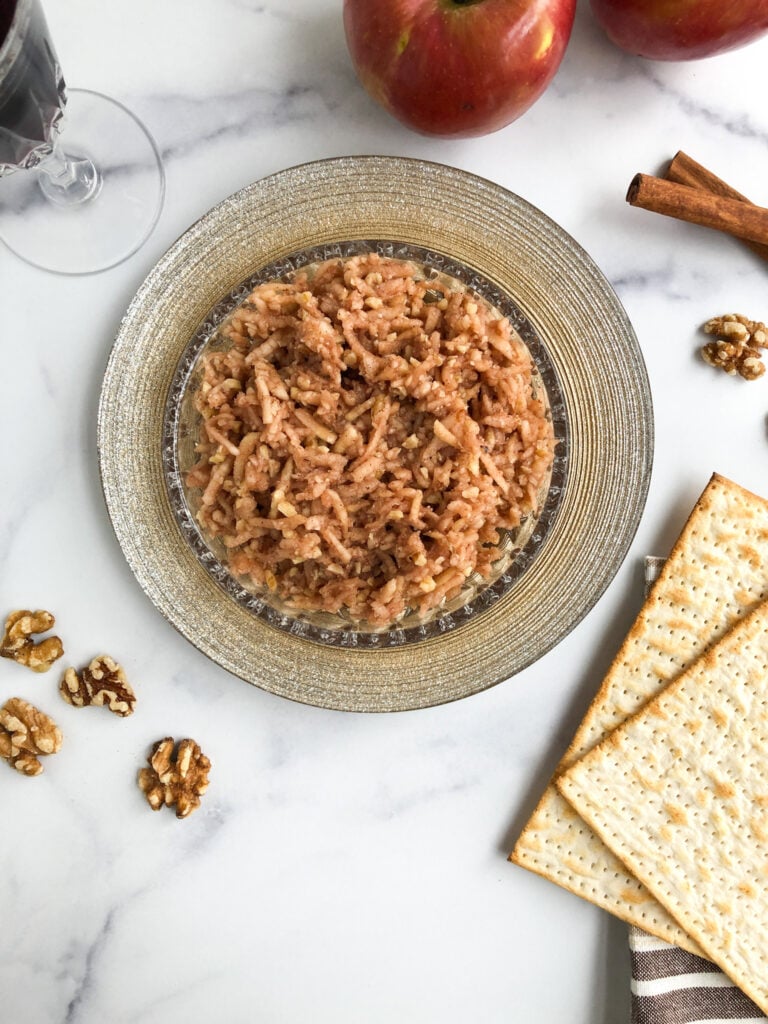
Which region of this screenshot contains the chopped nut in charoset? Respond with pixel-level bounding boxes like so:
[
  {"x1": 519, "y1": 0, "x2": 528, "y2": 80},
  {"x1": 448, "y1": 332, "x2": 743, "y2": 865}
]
[
  {"x1": 701, "y1": 313, "x2": 768, "y2": 380},
  {"x1": 0, "y1": 697, "x2": 62, "y2": 776},
  {"x1": 0, "y1": 609, "x2": 64, "y2": 672},
  {"x1": 137, "y1": 737, "x2": 211, "y2": 819},
  {"x1": 60, "y1": 655, "x2": 136, "y2": 717}
]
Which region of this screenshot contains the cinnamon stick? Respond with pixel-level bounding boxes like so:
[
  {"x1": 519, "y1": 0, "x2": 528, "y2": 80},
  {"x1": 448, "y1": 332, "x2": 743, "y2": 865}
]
[
  {"x1": 626, "y1": 173, "x2": 768, "y2": 247},
  {"x1": 665, "y1": 151, "x2": 768, "y2": 263}
]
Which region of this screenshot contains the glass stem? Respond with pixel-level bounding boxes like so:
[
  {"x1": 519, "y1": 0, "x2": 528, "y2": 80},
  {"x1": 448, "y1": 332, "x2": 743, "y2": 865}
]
[{"x1": 37, "y1": 136, "x2": 101, "y2": 206}]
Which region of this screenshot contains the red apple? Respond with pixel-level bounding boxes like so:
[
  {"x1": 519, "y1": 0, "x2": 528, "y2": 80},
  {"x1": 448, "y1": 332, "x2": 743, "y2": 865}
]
[
  {"x1": 343, "y1": 0, "x2": 577, "y2": 138},
  {"x1": 590, "y1": 0, "x2": 768, "y2": 60}
]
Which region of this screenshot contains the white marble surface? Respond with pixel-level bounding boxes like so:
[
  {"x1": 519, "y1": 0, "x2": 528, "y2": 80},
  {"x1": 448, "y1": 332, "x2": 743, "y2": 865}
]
[{"x1": 2, "y1": 2, "x2": 768, "y2": 1021}]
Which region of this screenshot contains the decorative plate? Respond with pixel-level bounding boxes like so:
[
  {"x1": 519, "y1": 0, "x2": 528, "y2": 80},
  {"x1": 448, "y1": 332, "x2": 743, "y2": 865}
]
[{"x1": 98, "y1": 156, "x2": 653, "y2": 712}]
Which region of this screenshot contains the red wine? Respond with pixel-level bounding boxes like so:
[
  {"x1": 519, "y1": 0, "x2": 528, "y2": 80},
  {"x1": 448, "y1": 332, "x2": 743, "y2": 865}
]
[
  {"x1": 0, "y1": 0, "x2": 16, "y2": 46},
  {"x1": 0, "y1": 0, "x2": 66, "y2": 173}
]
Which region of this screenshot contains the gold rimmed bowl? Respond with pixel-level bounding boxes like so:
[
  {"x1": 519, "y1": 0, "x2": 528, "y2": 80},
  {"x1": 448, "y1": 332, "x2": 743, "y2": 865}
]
[{"x1": 98, "y1": 156, "x2": 653, "y2": 711}]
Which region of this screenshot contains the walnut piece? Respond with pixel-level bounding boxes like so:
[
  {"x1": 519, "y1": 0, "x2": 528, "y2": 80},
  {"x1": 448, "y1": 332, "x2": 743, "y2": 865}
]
[
  {"x1": 0, "y1": 697, "x2": 63, "y2": 776},
  {"x1": 701, "y1": 341, "x2": 766, "y2": 380},
  {"x1": 138, "y1": 737, "x2": 211, "y2": 819},
  {"x1": 701, "y1": 314, "x2": 768, "y2": 380},
  {"x1": 60, "y1": 656, "x2": 136, "y2": 717},
  {"x1": 0, "y1": 609, "x2": 64, "y2": 672}
]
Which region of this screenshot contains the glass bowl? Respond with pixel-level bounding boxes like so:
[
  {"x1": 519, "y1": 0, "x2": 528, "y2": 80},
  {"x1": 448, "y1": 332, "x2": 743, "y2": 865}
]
[{"x1": 162, "y1": 239, "x2": 568, "y2": 650}]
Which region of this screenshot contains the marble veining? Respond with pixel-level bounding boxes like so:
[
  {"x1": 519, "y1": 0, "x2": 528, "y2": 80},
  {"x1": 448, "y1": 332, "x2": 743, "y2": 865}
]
[
  {"x1": 150, "y1": 84, "x2": 350, "y2": 160},
  {"x1": 3, "y1": 1, "x2": 768, "y2": 1022},
  {"x1": 638, "y1": 64, "x2": 768, "y2": 141}
]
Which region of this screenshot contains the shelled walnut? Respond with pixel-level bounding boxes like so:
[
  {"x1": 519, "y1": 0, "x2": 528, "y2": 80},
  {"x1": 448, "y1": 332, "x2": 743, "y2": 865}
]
[
  {"x1": 0, "y1": 609, "x2": 64, "y2": 672},
  {"x1": 0, "y1": 697, "x2": 63, "y2": 776},
  {"x1": 137, "y1": 737, "x2": 211, "y2": 819},
  {"x1": 60, "y1": 656, "x2": 136, "y2": 717},
  {"x1": 701, "y1": 314, "x2": 768, "y2": 380}
]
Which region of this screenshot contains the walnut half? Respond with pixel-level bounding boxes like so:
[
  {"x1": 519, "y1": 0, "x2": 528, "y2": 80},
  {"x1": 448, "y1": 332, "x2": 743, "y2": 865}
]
[
  {"x1": 60, "y1": 656, "x2": 136, "y2": 717},
  {"x1": 0, "y1": 697, "x2": 63, "y2": 776},
  {"x1": 0, "y1": 610, "x2": 64, "y2": 673},
  {"x1": 701, "y1": 313, "x2": 768, "y2": 380},
  {"x1": 138, "y1": 737, "x2": 211, "y2": 819}
]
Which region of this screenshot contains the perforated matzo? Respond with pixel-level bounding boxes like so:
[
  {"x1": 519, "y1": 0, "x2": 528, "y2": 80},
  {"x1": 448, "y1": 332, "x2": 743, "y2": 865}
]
[
  {"x1": 511, "y1": 474, "x2": 768, "y2": 951},
  {"x1": 558, "y1": 601, "x2": 768, "y2": 1016}
]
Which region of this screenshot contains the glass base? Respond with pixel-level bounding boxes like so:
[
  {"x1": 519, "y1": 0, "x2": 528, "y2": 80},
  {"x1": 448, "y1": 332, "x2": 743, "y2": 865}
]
[{"x1": 0, "y1": 88, "x2": 165, "y2": 274}]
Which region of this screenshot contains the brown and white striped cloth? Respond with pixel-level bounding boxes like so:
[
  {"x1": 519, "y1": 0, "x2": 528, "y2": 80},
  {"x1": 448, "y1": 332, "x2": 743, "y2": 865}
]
[
  {"x1": 630, "y1": 926, "x2": 766, "y2": 1023},
  {"x1": 629, "y1": 559, "x2": 767, "y2": 1024}
]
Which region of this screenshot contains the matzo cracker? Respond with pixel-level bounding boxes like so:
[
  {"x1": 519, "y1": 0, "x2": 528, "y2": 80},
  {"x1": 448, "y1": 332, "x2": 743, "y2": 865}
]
[
  {"x1": 558, "y1": 600, "x2": 768, "y2": 1017},
  {"x1": 511, "y1": 474, "x2": 768, "y2": 951}
]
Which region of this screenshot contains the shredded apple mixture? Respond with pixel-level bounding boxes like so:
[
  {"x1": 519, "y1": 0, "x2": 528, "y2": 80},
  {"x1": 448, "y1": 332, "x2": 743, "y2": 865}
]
[{"x1": 186, "y1": 253, "x2": 554, "y2": 626}]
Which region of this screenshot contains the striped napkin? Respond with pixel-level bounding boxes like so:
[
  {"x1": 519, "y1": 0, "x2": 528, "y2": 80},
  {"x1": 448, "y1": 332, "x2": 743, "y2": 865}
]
[
  {"x1": 629, "y1": 560, "x2": 767, "y2": 1024},
  {"x1": 629, "y1": 927, "x2": 766, "y2": 1023}
]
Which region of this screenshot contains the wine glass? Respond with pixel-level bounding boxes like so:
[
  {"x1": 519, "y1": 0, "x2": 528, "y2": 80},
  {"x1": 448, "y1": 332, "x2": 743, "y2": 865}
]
[{"x1": 0, "y1": 0, "x2": 164, "y2": 274}]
